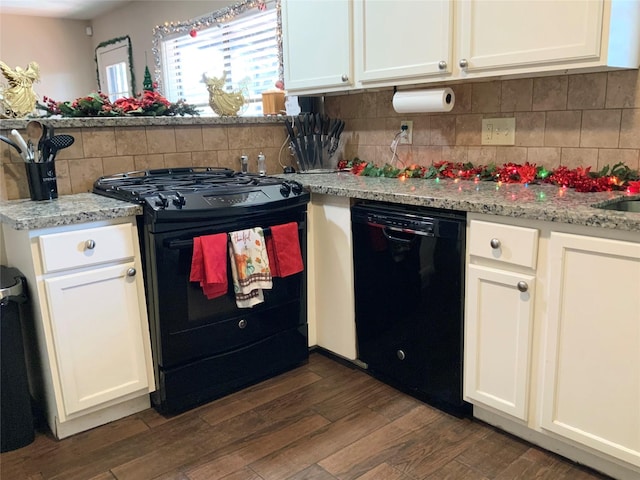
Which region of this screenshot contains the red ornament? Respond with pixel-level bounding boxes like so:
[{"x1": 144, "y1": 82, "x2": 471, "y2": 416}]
[{"x1": 190, "y1": 29, "x2": 197, "y2": 38}]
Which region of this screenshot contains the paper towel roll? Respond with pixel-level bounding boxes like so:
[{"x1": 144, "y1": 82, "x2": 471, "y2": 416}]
[{"x1": 392, "y1": 88, "x2": 455, "y2": 113}]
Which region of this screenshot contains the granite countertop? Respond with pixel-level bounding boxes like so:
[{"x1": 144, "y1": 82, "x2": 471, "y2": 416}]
[
  {"x1": 0, "y1": 193, "x2": 142, "y2": 230},
  {"x1": 293, "y1": 172, "x2": 640, "y2": 232},
  {"x1": 1, "y1": 173, "x2": 639, "y2": 232}
]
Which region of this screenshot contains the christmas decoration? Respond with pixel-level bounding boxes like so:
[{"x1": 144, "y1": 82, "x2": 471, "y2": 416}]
[
  {"x1": 143, "y1": 66, "x2": 154, "y2": 92},
  {"x1": 336, "y1": 158, "x2": 640, "y2": 194},
  {"x1": 189, "y1": 29, "x2": 197, "y2": 38},
  {"x1": 203, "y1": 72, "x2": 245, "y2": 116},
  {"x1": 37, "y1": 91, "x2": 199, "y2": 117},
  {"x1": 0, "y1": 61, "x2": 40, "y2": 118}
]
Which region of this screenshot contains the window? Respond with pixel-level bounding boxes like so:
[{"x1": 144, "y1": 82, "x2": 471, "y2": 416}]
[{"x1": 153, "y1": 0, "x2": 282, "y2": 116}]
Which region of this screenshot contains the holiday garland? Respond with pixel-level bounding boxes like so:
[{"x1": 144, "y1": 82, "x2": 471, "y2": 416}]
[{"x1": 336, "y1": 158, "x2": 640, "y2": 194}]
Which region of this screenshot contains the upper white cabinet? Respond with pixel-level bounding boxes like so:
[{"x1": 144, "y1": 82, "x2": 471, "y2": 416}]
[
  {"x1": 281, "y1": 0, "x2": 353, "y2": 93},
  {"x1": 541, "y1": 232, "x2": 640, "y2": 468},
  {"x1": 282, "y1": 0, "x2": 640, "y2": 94},
  {"x1": 456, "y1": 0, "x2": 639, "y2": 78},
  {"x1": 354, "y1": 0, "x2": 453, "y2": 85}
]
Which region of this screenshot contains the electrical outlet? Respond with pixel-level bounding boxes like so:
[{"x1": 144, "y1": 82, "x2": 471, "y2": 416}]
[
  {"x1": 400, "y1": 120, "x2": 413, "y2": 144},
  {"x1": 482, "y1": 117, "x2": 515, "y2": 145}
]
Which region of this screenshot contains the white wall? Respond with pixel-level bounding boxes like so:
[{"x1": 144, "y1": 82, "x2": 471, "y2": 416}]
[
  {"x1": 90, "y1": 1, "x2": 233, "y2": 94},
  {"x1": 0, "y1": 14, "x2": 96, "y2": 102},
  {"x1": 0, "y1": 1, "x2": 236, "y2": 103}
]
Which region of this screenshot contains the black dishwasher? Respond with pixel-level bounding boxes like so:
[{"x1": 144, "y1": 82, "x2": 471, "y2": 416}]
[{"x1": 351, "y1": 201, "x2": 470, "y2": 416}]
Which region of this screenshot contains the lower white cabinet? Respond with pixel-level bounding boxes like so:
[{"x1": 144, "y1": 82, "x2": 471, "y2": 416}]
[
  {"x1": 541, "y1": 232, "x2": 640, "y2": 468},
  {"x1": 2, "y1": 218, "x2": 155, "y2": 439},
  {"x1": 465, "y1": 213, "x2": 640, "y2": 478},
  {"x1": 45, "y1": 262, "x2": 150, "y2": 416},
  {"x1": 464, "y1": 264, "x2": 535, "y2": 420}
]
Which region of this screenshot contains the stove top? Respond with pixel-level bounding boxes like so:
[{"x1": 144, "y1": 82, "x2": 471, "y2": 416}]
[{"x1": 93, "y1": 167, "x2": 309, "y2": 222}]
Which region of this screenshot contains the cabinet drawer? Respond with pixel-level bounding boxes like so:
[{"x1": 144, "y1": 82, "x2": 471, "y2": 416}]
[
  {"x1": 469, "y1": 220, "x2": 538, "y2": 269},
  {"x1": 39, "y1": 224, "x2": 135, "y2": 273}
]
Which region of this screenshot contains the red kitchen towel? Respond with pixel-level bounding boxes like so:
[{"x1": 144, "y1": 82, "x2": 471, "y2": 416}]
[
  {"x1": 190, "y1": 234, "x2": 228, "y2": 299},
  {"x1": 267, "y1": 222, "x2": 304, "y2": 277}
]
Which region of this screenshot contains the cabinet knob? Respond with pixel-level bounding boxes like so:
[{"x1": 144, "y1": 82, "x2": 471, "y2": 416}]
[
  {"x1": 85, "y1": 239, "x2": 96, "y2": 250},
  {"x1": 438, "y1": 60, "x2": 447, "y2": 70},
  {"x1": 238, "y1": 319, "x2": 247, "y2": 329},
  {"x1": 459, "y1": 58, "x2": 468, "y2": 69},
  {"x1": 341, "y1": 74, "x2": 349, "y2": 82},
  {"x1": 126, "y1": 267, "x2": 136, "y2": 277},
  {"x1": 490, "y1": 238, "x2": 501, "y2": 249},
  {"x1": 517, "y1": 281, "x2": 529, "y2": 293},
  {"x1": 396, "y1": 350, "x2": 406, "y2": 361}
]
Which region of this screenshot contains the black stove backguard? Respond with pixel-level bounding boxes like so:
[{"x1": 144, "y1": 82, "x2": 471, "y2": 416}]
[{"x1": 93, "y1": 168, "x2": 310, "y2": 414}]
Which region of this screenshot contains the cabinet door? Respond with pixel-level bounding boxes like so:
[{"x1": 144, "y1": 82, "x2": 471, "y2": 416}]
[
  {"x1": 456, "y1": 0, "x2": 604, "y2": 75},
  {"x1": 464, "y1": 264, "x2": 535, "y2": 420},
  {"x1": 281, "y1": 0, "x2": 353, "y2": 92},
  {"x1": 542, "y1": 233, "x2": 640, "y2": 467},
  {"x1": 354, "y1": 0, "x2": 452, "y2": 85},
  {"x1": 44, "y1": 262, "x2": 149, "y2": 416}
]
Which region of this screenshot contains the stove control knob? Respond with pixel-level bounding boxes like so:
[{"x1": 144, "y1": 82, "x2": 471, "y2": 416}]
[
  {"x1": 172, "y1": 192, "x2": 186, "y2": 208},
  {"x1": 290, "y1": 181, "x2": 303, "y2": 195},
  {"x1": 280, "y1": 182, "x2": 291, "y2": 197},
  {"x1": 155, "y1": 193, "x2": 169, "y2": 208}
]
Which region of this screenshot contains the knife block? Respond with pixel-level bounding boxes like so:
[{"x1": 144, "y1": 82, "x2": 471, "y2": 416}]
[{"x1": 261, "y1": 91, "x2": 285, "y2": 115}]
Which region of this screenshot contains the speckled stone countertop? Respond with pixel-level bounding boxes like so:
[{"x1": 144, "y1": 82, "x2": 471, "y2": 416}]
[
  {"x1": 1, "y1": 173, "x2": 639, "y2": 232},
  {"x1": 0, "y1": 115, "x2": 283, "y2": 130},
  {"x1": 293, "y1": 172, "x2": 640, "y2": 232},
  {"x1": 0, "y1": 193, "x2": 142, "y2": 230}
]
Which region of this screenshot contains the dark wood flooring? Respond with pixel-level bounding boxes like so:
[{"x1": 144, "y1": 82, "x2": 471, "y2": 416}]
[{"x1": 1, "y1": 352, "x2": 612, "y2": 480}]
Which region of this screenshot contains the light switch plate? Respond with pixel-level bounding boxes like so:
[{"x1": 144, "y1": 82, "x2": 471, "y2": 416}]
[{"x1": 482, "y1": 117, "x2": 515, "y2": 145}]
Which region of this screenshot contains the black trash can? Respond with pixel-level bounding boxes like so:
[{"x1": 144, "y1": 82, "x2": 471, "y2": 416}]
[{"x1": 1, "y1": 265, "x2": 35, "y2": 452}]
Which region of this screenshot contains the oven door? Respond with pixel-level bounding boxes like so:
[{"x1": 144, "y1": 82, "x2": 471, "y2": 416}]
[{"x1": 144, "y1": 208, "x2": 307, "y2": 369}]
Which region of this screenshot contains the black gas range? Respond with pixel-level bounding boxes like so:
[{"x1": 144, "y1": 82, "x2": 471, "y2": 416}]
[{"x1": 93, "y1": 167, "x2": 310, "y2": 413}]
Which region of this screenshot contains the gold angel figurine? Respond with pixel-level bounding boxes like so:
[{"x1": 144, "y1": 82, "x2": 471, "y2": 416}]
[
  {"x1": 0, "y1": 61, "x2": 40, "y2": 118},
  {"x1": 202, "y1": 72, "x2": 245, "y2": 116}
]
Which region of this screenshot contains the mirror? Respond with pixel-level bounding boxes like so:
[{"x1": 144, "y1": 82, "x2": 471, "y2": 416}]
[{"x1": 95, "y1": 35, "x2": 136, "y2": 101}]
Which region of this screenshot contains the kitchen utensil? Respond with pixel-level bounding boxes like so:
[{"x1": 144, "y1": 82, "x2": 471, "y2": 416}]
[
  {"x1": 0, "y1": 135, "x2": 23, "y2": 155},
  {"x1": 284, "y1": 118, "x2": 304, "y2": 169},
  {"x1": 43, "y1": 134, "x2": 75, "y2": 162},
  {"x1": 10, "y1": 129, "x2": 31, "y2": 162},
  {"x1": 26, "y1": 120, "x2": 45, "y2": 161}
]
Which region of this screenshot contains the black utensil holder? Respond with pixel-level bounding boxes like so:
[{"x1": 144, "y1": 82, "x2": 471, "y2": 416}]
[{"x1": 25, "y1": 161, "x2": 58, "y2": 201}]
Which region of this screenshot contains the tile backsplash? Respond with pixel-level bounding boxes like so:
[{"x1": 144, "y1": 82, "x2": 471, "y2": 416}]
[
  {"x1": 325, "y1": 70, "x2": 640, "y2": 175},
  {"x1": 1, "y1": 70, "x2": 639, "y2": 201}
]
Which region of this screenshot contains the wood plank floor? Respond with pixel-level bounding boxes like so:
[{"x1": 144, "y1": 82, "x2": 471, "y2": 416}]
[{"x1": 1, "y1": 352, "x2": 612, "y2": 480}]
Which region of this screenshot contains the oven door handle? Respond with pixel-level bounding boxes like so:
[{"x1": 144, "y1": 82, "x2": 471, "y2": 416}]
[{"x1": 165, "y1": 225, "x2": 304, "y2": 250}]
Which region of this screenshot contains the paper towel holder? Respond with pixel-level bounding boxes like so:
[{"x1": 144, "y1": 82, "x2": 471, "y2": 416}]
[{"x1": 392, "y1": 87, "x2": 455, "y2": 114}]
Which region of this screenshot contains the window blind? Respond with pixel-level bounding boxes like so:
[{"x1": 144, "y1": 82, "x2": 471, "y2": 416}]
[{"x1": 161, "y1": 5, "x2": 279, "y2": 116}]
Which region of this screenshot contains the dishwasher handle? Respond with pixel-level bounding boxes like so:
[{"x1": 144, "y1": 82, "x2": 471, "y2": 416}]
[{"x1": 381, "y1": 225, "x2": 433, "y2": 243}]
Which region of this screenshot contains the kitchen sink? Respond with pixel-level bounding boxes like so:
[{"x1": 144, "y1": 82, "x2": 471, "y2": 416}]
[{"x1": 595, "y1": 198, "x2": 640, "y2": 212}]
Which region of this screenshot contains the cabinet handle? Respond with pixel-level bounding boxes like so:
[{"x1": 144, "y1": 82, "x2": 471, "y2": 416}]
[
  {"x1": 459, "y1": 58, "x2": 468, "y2": 69},
  {"x1": 517, "y1": 281, "x2": 528, "y2": 293},
  {"x1": 490, "y1": 238, "x2": 501, "y2": 249},
  {"x1": 85, "y1": 239, "x2": 96, "y2": 250},
  {"x1": 396, "y1": 350, "x2": 406, "y2": 361},
  {"x1": 438, "y1": 60, "x2": 447, "y2": 70},
  {"x1": 126, "y1": 267, "x2": 136, "y2": 277},
  {"x1": 238, "y1": 319, "x2": 247, "y2": 329},
  {"x1": 341, "y1": 74, "x2": 349, "y2": 82}
]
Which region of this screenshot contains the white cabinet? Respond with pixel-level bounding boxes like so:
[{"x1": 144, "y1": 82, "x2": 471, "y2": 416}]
[
  {"x1": 2, "y1": 218, "x2": 154, "y2": 439},
  {"x1": 282, "y1": 0, "x2": 640, "y2": 93},
  {"x1": 456, "y1": 0, "x2": 639, "y2": 79},
  {"x1": 464, "y1": 220, "x2": 538, "y2": 421},
  {"x1": 306, "y1": 193, "x2": 357, "y2": 360},
  {"x1": 466, "y1": 213, "x2": 640, "y2": 478},
  {"x1": 281, "y1": 0, "x2": 353, "y2": 93},
  {"x1": 354, "y1": 0, "x2": 453, "y2": 86},
  {"x1": 541, "y1": 232, "x2": 640, "y2": 468},
  {"x1": 44, "y1": 263, "x2": 150, "y2": 416}
]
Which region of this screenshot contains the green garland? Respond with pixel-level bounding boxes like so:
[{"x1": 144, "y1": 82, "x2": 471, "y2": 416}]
[{"x1": 94, "y1": 35, "x2": 136, "y2": 96}]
